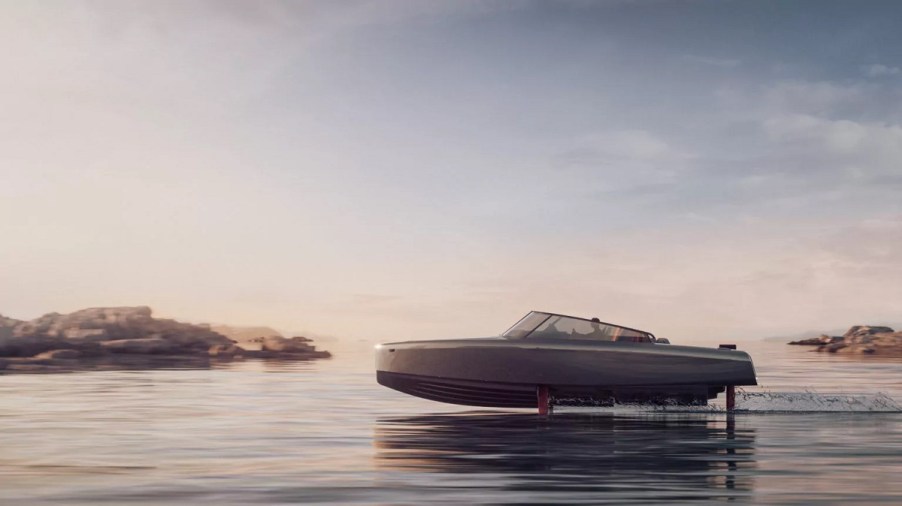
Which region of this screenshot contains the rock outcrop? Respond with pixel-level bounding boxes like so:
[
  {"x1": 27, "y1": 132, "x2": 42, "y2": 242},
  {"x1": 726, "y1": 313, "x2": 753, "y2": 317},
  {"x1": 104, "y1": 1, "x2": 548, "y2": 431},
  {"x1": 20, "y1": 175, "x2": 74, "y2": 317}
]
[
  {"x1": 210, "y1": 325, "x2": 283, "y2": 342},
  {"x1": 0, "y1": 307, "x2": 331, "y2": 374},
  {"x1": 789, "y1": 325, "x2": 902, "y2": 357},
  {"x1": 788, "y1": 335, "x2": 844, "y2": 346}
]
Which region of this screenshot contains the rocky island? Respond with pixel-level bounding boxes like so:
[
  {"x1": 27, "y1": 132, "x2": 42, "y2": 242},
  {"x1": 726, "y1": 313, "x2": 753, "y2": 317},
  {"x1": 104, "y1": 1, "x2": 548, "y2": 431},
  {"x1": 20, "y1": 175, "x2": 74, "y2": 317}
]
[
  {"x1": 788, "y1": 325, "x2": 902, "y2": 357},
  {"x1": 0, "y1": 306, "x2": 330, "y2": 374}
]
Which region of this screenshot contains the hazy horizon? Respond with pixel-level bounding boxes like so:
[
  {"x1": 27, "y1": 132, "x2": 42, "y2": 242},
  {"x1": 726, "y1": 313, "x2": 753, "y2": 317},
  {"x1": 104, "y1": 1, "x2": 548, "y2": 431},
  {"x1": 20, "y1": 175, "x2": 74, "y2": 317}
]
[{"x1": 3, "y1": 1, "x2": 901, "y2": 342}]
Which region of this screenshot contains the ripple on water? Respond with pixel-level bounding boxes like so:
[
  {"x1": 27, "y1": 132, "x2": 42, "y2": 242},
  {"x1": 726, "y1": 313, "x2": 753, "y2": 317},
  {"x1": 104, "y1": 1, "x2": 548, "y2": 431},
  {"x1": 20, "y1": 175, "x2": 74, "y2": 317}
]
[{"x1": 0, "y1": 339, "x2": 900, "y2": 504}]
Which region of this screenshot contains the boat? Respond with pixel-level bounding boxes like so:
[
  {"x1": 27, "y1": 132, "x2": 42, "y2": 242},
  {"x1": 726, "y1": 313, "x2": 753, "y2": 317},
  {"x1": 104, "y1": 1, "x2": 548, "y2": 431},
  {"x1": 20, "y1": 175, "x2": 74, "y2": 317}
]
[{"x1": 375, "y1": 311, "x2": 757, "y2": 410}]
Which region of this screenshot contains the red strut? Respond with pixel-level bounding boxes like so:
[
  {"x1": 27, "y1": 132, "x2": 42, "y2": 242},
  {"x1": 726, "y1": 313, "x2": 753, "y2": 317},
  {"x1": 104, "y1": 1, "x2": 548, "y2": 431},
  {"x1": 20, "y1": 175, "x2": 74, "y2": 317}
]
[
  {"x1": 726, "y1": 385, "x2": 736, "y2": 411},
  {"x1": 537, "y1": 385, "x2": 551, "y2": 415},
  {"x1": 718, "y1": 344, "x2": 738, "y2": 412}
]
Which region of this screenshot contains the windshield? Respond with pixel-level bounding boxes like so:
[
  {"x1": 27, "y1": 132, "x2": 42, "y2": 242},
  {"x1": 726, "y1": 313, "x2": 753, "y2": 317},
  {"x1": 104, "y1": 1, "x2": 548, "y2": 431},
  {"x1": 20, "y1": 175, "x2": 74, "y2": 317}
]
[{"x1": 502, "y1": 311, "x2": 654, "y2": 342}]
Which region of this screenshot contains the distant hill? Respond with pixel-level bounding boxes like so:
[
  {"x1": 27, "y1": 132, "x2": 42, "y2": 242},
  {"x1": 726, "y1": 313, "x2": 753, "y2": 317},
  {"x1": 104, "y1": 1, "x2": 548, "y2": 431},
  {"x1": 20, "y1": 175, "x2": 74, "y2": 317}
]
[
  {"x1": 0, "y1": 307, "x2": 330, "y2": 373},
  {"x1": 210, "y1": 325, "x2": 283, "y2": 341},
  {"x1": 0, "y1": 314, "x2": 22, "y2": 339},
  {"x1": 762, "y1": 329, "x2": 846, "y2": 343},
  {"x1": 283, "y1": 330, "x2": 338, "y2": 343},
  {"x1": 763, "y1": 323, "x2": 902, "y2": 342}
]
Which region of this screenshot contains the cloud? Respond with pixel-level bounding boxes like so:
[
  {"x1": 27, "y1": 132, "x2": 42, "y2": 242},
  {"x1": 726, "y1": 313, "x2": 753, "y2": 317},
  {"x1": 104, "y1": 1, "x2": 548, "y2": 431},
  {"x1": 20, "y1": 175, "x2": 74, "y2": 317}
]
[
  {"x1": 862, "y1": 63, "x2": 901, "y2": 77},
  {"x1": 542, "y1": 75, "x2": 902, "y2": 222},
  {"x1": 681, "y1": 54, "x2": 740, "y2": 68},
  {"x1": 763, "y1": 114, "x2": 902, "y2": 172},
  {"x1": 571, "y1": 130, "x2": 683, "y2": 162},
  {"x1": 761, "y1": 81, "x2": 867, "y2": 115},
  {"x1": 553, "y1": 130, "x2": 692, "y2": 192}
]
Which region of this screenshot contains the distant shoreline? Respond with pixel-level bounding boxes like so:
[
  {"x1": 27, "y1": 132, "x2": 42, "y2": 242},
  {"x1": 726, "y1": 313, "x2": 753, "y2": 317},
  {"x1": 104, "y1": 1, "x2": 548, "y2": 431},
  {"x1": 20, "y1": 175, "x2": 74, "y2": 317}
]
[
  {"x1": 0, "y1": 306, "x2": 330, "y2": 375},
  {"x1": 788, "y1": 325, "x2": 902, "y2": 357}
]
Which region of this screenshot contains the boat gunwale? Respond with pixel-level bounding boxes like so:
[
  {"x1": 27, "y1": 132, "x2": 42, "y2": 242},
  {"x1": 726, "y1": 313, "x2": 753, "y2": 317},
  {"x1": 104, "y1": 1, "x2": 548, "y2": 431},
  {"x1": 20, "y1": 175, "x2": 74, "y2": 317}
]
[{"x1": 375, "y1": 338, "x2": 755, "y2": 362}]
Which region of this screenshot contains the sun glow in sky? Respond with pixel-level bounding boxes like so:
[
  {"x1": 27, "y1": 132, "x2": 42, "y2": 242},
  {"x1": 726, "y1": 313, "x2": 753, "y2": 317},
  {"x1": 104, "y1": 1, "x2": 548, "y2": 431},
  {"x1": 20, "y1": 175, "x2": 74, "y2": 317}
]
[{"x1": 2, "y1": 1, "x2": 901, "y2": 342}]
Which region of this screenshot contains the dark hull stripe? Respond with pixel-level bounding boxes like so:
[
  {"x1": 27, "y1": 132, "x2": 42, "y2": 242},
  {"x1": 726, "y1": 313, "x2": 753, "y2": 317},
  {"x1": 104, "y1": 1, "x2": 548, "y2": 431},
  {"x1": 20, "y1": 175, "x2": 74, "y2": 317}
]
[{"x1": 377, "y1": 371, "x2": 711, "y2": 408}]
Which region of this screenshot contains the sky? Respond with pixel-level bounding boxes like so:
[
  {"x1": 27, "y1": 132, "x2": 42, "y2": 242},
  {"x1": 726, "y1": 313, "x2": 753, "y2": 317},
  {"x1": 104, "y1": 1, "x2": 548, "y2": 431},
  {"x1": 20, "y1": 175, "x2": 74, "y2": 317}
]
[{"x1": 2, "y1": 0, "x2": 901, "y2": 342}]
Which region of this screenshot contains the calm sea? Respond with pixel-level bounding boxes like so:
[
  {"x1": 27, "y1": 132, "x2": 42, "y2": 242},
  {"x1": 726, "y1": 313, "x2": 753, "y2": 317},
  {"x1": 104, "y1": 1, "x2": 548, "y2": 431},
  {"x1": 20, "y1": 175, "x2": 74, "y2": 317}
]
[{"x1": 1, "y1": 339, "x2": 900, "y2": 505}]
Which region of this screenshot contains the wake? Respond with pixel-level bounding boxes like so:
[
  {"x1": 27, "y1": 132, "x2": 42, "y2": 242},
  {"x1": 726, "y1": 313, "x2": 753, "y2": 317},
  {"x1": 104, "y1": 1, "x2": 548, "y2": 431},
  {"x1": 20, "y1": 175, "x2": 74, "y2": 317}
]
[
  {"x1": 731, "y1": 389, "x2": 901, "y2": 413},
  {"x1": 555, "y1": 388, "x2": 902, "y2": 414}
]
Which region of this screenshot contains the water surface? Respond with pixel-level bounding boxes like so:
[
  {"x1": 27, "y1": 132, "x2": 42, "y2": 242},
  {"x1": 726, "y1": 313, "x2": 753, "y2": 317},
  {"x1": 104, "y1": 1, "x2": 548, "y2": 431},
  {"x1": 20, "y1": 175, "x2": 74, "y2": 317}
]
[{"x1": 1, "y1": 340, "x2": 900, "y2": 504}]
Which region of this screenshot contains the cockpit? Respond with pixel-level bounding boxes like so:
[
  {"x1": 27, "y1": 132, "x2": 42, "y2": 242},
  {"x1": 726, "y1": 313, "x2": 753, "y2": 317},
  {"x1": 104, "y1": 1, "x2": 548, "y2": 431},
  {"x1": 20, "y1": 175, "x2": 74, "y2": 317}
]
[{"x1": 502, "y1": 311, "x2": 656, "y2": 343}]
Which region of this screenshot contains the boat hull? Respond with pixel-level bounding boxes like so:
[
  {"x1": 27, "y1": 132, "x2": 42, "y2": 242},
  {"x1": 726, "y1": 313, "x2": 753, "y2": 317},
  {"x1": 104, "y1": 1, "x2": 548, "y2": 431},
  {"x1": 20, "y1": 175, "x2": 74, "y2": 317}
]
[{"x1": 376, "y1": 338, "x2": 757, "y2": 407}]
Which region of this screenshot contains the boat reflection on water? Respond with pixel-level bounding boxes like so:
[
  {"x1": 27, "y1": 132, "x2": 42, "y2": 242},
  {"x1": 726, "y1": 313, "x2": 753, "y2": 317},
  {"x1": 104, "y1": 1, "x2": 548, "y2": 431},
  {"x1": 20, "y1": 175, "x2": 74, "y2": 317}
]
[{"x1": 374, "y1": 412, "x2": 756, "y2": 502}]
